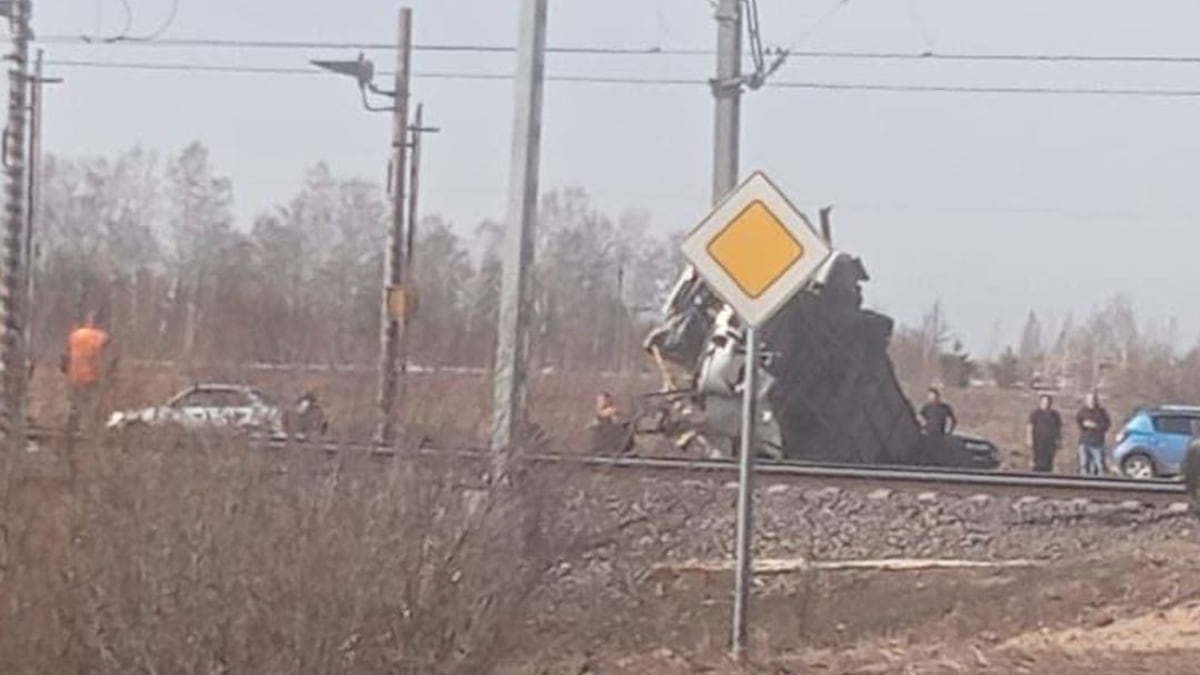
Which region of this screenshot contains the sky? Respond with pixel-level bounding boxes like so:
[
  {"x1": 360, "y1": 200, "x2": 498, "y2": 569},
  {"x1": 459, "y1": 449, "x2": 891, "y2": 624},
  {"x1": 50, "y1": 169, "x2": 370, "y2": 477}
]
[{"x1": 34, "y1": 0, "x2": 1200, "y2": 356}]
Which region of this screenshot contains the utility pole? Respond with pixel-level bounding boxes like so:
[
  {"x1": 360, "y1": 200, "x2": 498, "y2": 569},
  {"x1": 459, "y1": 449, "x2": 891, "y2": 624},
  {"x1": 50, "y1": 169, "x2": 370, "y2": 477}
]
[
  {"x1": 712, "y1": 0, "x2": 742, "y2": 203},
  {"x1": 376, "y1": 7, "x2": 412, "y2": 445},
  {"x1": 404, "y1": 104, "x2": 424, "y2": 277},
  {"x1": 491, "y1": 0, "x2": 548, "y2": 452},
  {"x1": 24, "y1": 49, "x2": 52, "y2": 388},
  {"x1": 2, "y1": 0, "x2": 32, "y2": 443},
  {"x1": 403, "y1": 103, "x2": 440, "y2": 285},
  {"x1": 711, "y1": 0, "x2": 754, "y2": 661}
]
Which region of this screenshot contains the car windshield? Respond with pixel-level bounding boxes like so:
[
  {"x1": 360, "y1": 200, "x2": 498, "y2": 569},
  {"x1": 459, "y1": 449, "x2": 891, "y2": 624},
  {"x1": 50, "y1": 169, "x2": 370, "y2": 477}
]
[{"x1": 250, "y1": 388, "x2": 280, "y2": 406}]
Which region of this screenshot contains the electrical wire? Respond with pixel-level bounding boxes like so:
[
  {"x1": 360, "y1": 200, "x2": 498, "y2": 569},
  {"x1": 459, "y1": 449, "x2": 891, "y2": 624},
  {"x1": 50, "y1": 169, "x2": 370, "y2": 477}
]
[
  {"x1": 744, "y1": 0, "x2": 766, "y2": 75},
  {"x1": 42, "y1": 58, "x2": 1200, "y2": 98},
  {"x1": 40, "y1": 34, "x2": 1200, "y2": 67},
  {"x1": 80, "y1": 0, "x2": 133, "y2": 43},
  {"x1": 80, "y1": 0, "x2": 181, "y2": 44},
  {"x1": 39, "y1": 34, "x2": 707, "y2": 54},
  {"x1": 782, "y1": 0, "x2": 852, "y2": 52},
  {"x1": 132, "y1": 0, "x2": 180, "y2": 42}
]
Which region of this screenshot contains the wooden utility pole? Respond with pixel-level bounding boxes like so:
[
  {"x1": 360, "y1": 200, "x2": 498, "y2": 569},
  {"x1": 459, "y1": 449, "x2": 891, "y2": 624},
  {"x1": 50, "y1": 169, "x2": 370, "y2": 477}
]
[
  {"x1": 24, "y1": 49, "x2": 54, "y2": 384},
  {"x1": 491, "y1": 0, "x2": 548, "y2": 452},
  {"x1": 376, "y1": 7, "x2": 413, "y2": 445},
  {"x1": 405, "y1": 104, "x2": 425, "y2": 278}
]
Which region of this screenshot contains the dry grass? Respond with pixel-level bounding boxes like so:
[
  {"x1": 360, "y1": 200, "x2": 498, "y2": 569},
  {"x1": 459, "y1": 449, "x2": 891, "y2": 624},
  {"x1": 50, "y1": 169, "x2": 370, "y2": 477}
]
[
  {"x1": 26, "y1": 364, "x2": 660, "y2": 452},
  {"x1": 0, "y1": 433, "x2": 638, "y2": 674}
]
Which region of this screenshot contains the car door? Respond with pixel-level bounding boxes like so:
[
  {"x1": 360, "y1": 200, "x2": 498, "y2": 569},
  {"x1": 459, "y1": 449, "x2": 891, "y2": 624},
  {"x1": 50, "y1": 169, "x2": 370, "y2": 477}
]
[
  {"x1": 1151, "y1": 415, "x2": 1193, "y2": 474},
  {"x1": 171, "y1": 389, "x2": 219, "y2": 428},
  {"x1": 217, "y1": 389, "x2": 259, "y2": 430},
  {"x1": 245, "y1": 389, "x2": 285, "y2": 435}
]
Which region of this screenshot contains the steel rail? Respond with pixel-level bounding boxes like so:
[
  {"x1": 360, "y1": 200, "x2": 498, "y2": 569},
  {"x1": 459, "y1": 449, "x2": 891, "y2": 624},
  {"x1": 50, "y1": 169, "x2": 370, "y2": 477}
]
[{"x1": 25, "y1": 426, "x2": 1190, "y2": 505}]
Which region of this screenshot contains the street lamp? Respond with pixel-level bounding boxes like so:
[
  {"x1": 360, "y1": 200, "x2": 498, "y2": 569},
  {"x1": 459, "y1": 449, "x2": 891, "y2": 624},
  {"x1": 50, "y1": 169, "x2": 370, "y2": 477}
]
[{"x1": 310, "y1": 53, "x2": 398, "y2": 112}]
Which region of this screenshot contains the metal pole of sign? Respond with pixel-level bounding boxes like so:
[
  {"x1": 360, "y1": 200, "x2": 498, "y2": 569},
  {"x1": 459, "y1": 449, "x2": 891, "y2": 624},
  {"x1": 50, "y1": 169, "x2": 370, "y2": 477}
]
[
  {"x1": 732, "y1": 323, "x2": 758, "y2": 657},
  {"x1": 710, "y1": 0, "x2": 753, "y2": 660}
]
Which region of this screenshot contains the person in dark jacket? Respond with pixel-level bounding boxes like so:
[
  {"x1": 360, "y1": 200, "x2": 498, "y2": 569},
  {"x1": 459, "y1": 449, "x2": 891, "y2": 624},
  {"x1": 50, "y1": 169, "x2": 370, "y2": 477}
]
[
  {"x1": 1026, "y1": 394, "x2": 1063, "y2": 473},
  {"x1": 919, "y1": 387, "x2": 957, "y2": 437},
  {"x1": 1075, "y1": 391, "x2": 1111, "y2": 476},
  {"x1": 918, "y1": 387, "x2": 957, "y2": 462}
]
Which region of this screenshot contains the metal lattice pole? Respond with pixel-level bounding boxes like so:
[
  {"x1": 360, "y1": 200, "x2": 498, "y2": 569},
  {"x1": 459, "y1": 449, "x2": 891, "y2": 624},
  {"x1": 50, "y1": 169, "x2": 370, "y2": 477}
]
[{"x1": 2, "y1": 0, "x2": 32, "y2": 442}]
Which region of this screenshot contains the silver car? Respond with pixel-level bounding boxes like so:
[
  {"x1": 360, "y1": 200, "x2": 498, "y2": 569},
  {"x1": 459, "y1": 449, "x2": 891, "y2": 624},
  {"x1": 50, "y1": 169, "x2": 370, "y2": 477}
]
[{"x1": 107, "y1": 384, "x2": 287, "y2": 438}]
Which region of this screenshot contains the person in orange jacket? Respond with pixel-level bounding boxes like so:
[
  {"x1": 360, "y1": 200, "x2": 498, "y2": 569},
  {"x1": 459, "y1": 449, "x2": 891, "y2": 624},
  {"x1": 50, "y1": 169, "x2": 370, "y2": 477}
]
[{"x1": 61, "y1": 312, "x2": 115, "y2": 434}]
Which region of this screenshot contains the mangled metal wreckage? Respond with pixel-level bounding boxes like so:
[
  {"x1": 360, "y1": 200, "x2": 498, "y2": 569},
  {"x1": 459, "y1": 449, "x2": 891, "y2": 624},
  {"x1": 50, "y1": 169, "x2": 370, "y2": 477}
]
[{"x1": 635, "y1": 251, "x2": 997, "y2": 468}]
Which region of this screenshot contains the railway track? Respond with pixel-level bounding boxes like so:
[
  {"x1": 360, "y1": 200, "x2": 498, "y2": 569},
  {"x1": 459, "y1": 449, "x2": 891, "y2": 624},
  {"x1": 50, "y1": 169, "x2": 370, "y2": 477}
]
[{"x1": 22, "y1": 426, "x2": 1194, "y2": 506}]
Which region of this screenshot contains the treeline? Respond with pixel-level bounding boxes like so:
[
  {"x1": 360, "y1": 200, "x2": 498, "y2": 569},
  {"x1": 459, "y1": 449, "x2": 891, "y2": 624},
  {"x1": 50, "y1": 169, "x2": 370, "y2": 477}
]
[
  {"x1": 35, "y1": 142, "x2": 681, "y2": 371},
  {"x1": 890, "y1": 297, "x2": 1200, "y2": 404},
  {"x1": 46, "y1": 143, "x2": 1196, "y2": 403}
]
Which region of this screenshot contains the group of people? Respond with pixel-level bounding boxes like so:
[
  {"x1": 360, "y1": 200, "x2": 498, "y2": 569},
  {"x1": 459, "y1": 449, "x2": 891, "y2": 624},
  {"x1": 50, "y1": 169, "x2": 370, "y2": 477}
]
[
  {"x1": 918, "y1": 386, "x2": 1112, "y2": 475},
  {"x1": 1025, "y1": 391, "x2": 1111, "y2": 475}
]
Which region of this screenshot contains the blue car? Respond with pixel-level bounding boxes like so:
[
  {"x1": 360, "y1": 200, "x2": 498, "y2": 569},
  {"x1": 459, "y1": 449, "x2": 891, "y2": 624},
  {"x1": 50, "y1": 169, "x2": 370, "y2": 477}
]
[{"x1": 1111, "y1": 405, "x2": 1200, "y2": 479}]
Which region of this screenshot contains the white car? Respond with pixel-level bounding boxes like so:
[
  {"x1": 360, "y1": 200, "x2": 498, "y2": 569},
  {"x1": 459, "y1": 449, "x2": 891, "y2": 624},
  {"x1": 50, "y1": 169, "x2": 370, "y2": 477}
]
[{"x1": 106, "y1": 384, "x2": 287, "y2": 438}]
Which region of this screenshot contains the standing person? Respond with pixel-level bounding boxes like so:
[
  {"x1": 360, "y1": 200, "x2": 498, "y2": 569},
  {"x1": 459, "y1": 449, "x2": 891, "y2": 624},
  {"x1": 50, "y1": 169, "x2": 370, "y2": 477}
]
[
  {"x1": 919, "y1": 387, "x2": 958, "y2": 437},
  {"x1": 1026, "y1": 394, "x2": 1063, "y2": 473},
  {"x1": 1075, "y1": 391, "x2": 1111, "y2": 476},
  {"x1": 919, "y1": 387, "x2": 957, "y2": 464},
  {"x1": 61, "y1": 312, "x2": 113, "y2": 435}
]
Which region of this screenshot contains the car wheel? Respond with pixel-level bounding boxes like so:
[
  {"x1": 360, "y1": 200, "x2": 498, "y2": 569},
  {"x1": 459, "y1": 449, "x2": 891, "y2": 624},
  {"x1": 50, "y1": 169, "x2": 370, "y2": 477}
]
[{"x1": 1121, "y1": 453, "x2": 1157, "y2": 480}]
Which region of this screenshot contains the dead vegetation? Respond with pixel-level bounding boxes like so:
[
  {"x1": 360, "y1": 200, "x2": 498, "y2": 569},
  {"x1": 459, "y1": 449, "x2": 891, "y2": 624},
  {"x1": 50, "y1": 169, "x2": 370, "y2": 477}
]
[{"x1": 0, "y1": 435, "x2": 659, "y2": 674}]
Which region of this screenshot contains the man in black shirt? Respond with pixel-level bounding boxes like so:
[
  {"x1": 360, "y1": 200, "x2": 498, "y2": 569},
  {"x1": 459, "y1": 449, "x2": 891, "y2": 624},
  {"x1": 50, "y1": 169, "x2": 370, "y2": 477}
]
[
  {"x1": 1075, "y1": 391, "x2": 1111, "y2": 476},
  {"x1": 1026, "y1": 394, "x2": 1063, "y2": 473},
  {"x1": 919, "y1": 387, "x2": 957, "y2": 437}
]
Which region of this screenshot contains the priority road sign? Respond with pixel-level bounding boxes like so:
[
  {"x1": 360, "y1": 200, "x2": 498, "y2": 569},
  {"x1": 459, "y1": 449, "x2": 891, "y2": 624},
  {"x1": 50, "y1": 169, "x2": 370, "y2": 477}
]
[{"x1": 681, "y1": 171, "x2": 831, "y2": 327}]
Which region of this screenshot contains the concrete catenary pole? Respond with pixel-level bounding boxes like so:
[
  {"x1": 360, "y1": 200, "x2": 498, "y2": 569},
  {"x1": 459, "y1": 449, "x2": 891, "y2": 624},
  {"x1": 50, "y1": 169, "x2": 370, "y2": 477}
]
[
  {"x1": 2, "y1": 0, "x2": 32, "y2": 442},
  {"x1": 711, "y1": 0, "x2": 754, "y2": 661},
  {"x1": 490, "y1": 0, "x2": 548, "y2": 452},
  {"x1": 712, "y1": 0, "x2": 742, "y2": 204},
  {"x1": 376, "y1": 7, "x2": 412, "y2": 445}
]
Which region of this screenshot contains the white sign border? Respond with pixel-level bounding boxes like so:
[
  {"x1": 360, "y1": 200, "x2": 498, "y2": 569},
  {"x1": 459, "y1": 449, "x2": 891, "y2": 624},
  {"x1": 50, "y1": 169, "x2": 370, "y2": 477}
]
[{"x1": 681, "y1": 171, "x2": 832, "y2": 327}]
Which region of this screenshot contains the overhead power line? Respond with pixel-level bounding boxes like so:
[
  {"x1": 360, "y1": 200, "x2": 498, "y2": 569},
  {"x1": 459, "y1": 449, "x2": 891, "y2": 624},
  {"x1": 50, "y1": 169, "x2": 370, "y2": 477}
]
[
  {"x1": 35, "y1": 34, "x2": 1200, "y2": 65},
  {"x1": 43, "y1": 58, "x2": 1200, "y2": 98},
  {"x1": 41, "y1": 34, "x2": 708, "y2": 55},
  {"x1": 79, "y1": 0, "x2": 181, "y2": 43}
]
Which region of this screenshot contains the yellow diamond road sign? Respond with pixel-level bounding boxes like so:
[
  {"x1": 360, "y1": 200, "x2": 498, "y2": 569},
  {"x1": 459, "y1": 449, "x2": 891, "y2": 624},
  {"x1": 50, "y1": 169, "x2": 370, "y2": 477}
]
[{"x1": 681, "y1": 172, "x2": 831, "y2": 327}]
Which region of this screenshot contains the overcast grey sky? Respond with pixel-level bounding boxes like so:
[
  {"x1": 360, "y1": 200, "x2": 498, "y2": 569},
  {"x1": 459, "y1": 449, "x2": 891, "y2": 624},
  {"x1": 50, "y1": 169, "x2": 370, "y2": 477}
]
[{"x1": 36, "y1": 0, "x2": 1200, "y2": 355}]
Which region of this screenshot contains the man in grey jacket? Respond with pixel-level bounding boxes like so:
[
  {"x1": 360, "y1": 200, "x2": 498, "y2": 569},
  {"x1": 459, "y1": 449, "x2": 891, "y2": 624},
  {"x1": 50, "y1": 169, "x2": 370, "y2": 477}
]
[{"x1": 1075, "y1": 391, "x2": 1111, "y2": 476}]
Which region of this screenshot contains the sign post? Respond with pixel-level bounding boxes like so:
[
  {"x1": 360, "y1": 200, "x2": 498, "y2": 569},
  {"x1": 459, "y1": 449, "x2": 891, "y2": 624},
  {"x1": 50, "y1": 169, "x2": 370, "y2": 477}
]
[
  {"x1": 731, "y1": 322, "x2": 758, "y2": 654},
  {"x1": 680, "y1": 171, "x2": 831, "y2": 658}
]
